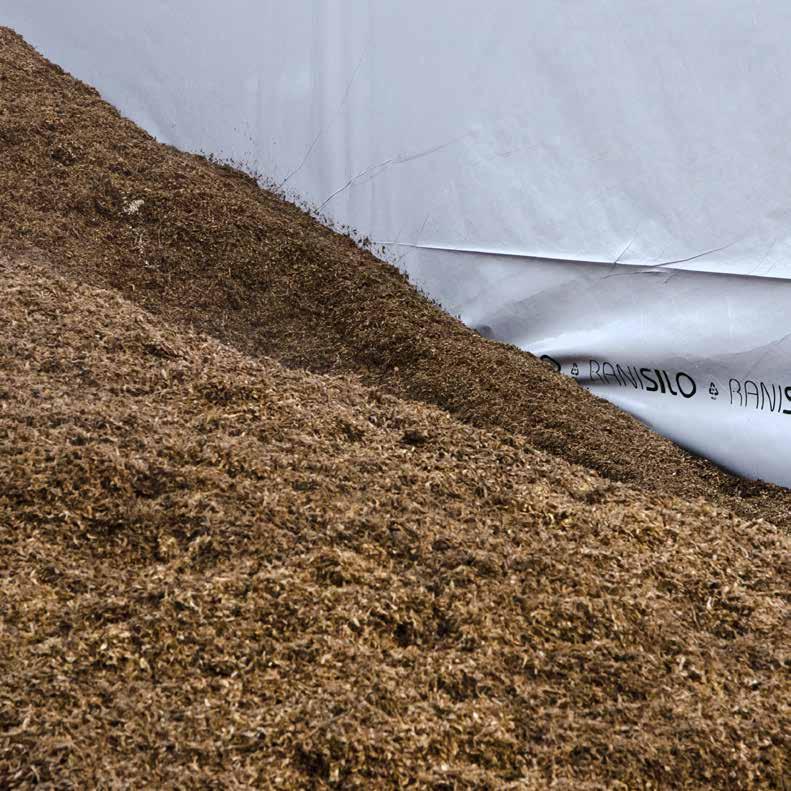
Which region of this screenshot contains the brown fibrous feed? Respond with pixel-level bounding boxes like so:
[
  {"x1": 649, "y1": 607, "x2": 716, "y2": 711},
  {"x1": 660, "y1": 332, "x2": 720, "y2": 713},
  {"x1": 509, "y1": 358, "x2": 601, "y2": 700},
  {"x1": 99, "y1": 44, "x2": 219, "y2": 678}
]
[
  {"x1": 0, "y1": 29, "x2": 789, "y2": 790},
  {"x1": 0, "y1": 27, "x2": 789, "y2": 529}
]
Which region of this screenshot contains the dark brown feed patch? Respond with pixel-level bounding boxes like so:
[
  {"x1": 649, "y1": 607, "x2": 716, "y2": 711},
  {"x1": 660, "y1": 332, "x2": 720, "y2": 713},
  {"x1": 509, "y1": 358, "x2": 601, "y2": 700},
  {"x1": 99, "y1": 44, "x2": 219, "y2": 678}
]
[{"x1": 0, "y1": 27, "x2": 790, "y2": 528}]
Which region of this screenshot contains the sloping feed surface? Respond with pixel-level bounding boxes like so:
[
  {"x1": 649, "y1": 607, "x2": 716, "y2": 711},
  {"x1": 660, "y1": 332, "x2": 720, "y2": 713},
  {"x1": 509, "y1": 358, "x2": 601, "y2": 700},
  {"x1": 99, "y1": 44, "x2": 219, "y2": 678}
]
[
  {"x1": 0, "y1": 29, "x2": 790, "y2": 789},
  {"x1": 0, "y1": 28, "x2": 790, "y2": 527},
  {"x1": 0, "y1": 257, "x2": 788, "y2": 788}
]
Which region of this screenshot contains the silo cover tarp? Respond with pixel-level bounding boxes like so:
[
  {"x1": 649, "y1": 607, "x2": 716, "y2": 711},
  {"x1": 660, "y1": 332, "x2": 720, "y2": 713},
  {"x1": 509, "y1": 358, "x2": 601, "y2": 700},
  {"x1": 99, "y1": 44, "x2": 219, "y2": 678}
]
[{"x1": 5, "y1": 1, "x2": 791, "y2": 485}]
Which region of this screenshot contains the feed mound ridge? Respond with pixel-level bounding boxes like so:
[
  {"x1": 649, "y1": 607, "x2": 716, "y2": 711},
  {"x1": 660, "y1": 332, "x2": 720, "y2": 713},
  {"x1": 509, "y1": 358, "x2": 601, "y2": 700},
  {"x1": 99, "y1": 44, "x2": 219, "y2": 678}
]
[
  {"x1": 1, "y1": 257, "x2": 788, "y2": 788},
  {"x1": 1, "y1": 27, "x2": 791, "y2": 527}
]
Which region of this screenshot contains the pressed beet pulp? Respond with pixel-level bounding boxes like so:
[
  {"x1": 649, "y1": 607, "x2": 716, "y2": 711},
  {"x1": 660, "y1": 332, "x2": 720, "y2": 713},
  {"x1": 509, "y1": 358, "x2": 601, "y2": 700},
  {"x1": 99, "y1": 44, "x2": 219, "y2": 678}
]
[{"x1": 0, "y1": 28, "x2": 788, "y2": 789}]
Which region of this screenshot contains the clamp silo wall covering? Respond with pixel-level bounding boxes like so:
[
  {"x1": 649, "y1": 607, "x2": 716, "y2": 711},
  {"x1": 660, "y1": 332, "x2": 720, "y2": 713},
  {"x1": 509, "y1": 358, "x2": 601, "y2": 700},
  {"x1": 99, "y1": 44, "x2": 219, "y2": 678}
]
[{"x1": 5, "y1": 1, "x2": 791, "y2": 486}]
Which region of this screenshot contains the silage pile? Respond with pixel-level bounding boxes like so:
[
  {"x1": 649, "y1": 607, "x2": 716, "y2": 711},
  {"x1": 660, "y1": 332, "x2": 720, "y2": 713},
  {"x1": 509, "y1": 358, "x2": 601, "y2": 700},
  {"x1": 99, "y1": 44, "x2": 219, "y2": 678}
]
[
  {"x1": 0, "y1": 27, "x2": 790, "y2": 528},
  {"x1": 0, "y1": 29, "x2": 789, "y2": 789},
  {"x1": 1, "y1": 257, "x2": 788, "y2": 788}
]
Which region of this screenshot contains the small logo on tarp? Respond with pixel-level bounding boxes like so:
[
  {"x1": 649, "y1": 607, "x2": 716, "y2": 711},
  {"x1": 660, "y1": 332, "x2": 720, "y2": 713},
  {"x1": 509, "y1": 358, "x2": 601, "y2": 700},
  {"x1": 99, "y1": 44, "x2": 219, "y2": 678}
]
[
  {"x1": 540, "y1": 354, "x2": 561, "y2": 373},
  {"x1": 709, "y1": 382, "x2": 719, "y2": 400},
  {"x1": 570, "y1": 362, "x2": 579, "y2": 377}
]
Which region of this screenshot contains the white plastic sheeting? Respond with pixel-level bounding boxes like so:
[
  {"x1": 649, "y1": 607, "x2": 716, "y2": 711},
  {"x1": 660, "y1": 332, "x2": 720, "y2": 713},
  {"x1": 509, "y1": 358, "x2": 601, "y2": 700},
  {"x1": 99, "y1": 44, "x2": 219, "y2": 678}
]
[{"x1": 5, "y1": 1, "x2": 791, "y2": 485}]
